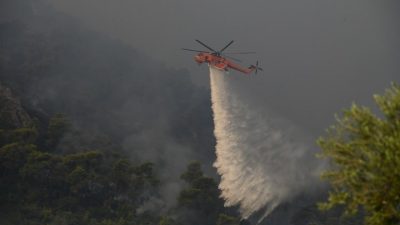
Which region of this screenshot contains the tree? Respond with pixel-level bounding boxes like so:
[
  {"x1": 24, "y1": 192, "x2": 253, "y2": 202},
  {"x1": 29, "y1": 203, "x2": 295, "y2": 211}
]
[
  {"x1": 158, "y1": 216, "x2": 177, "y2": 225},
  {"x1": 46, "y1": 113, "x2": 71, "y2": 150},
  {"x1": 179, "y1": 161, "x2": 222, "y2": 214},
  {"x1": 0, "y1": 123, "x2": 159, "y2": 225},
  {"x1": 317, "y1": 83, "x2": 400, "y2": 225},
  {"x1": 217, "y1": 214, "x2": 240, "y2": 225}
]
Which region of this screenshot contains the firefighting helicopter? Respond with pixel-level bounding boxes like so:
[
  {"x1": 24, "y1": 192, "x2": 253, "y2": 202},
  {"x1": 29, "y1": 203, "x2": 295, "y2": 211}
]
[{"x1": 182, "y1": 40, "x2": 263, "y2": 74}]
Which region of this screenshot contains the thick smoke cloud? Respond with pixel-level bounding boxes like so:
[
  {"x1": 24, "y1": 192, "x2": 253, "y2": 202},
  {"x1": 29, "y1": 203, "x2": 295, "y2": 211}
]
[
  {"x1": 0, "y1": 0, "x2": 215, "y2": 211},
  {"x1": 210, "y1": 67, "x2": 325, "y2": 223},
  {"x1": 3, "y1": 0, "x2": 399, "y2": 222},
  {"x1": 46, "y1": 0, "x2": 400, "y2": 135}
]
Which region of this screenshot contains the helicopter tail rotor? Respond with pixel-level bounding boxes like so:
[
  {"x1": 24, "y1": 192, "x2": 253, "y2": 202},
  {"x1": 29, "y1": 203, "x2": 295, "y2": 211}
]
[{"x1": 250, "y1": 61, "x2": 263, "y2": 74}]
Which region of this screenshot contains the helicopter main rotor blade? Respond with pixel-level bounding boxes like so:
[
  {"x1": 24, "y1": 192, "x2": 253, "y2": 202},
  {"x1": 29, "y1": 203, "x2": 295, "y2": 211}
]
[
  {"x1": 224, "y1": 51, "x2": 256, "y2": 54},
  {"x1": 219, "y1": 40, "x2": 234, "y2": 53},
  {"x1": 223, "y1": 55, "x2": 242, "y2": 63},
  {"x1": 182, "y1": 48, "x2": 209, "y2": 53},
  {"x1": 195, "y1": 39, "x2": 217, "y2": 52}
]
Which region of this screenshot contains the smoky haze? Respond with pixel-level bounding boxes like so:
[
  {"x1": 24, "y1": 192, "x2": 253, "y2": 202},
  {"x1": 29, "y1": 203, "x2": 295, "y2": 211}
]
[
  {"x1": 4, "y1": 0, "x2": 399, "y2": 223},
  {"x1": 43, "y1": 0, "x2": 399, "y2": 222},
  {"x1": 0, "y1": 0, "x2": 217, "y2": 212},
  {"x1": 47, "y1": 0, "x2": 400, "y2": 134}
]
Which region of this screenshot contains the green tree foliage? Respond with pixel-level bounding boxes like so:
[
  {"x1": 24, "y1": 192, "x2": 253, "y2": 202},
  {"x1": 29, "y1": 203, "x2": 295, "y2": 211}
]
[
  {"x1": 0, "y1": 117, "x2": 244, "y2": 225},
  {"x1": 178, "y1": 161, "x2": 244, "y2": 225},
  {"x1": 0, "y1": 125, "x2": 159, "y2": 225},
  {"x1": 158, "y1": 216, "x2": 177, "y2": 225},
  {"x1": 0, "y1": 127, "x2": 38, "y2": 146},
  {"x1": 179, "y1": 161, "x2": 222, "y2": 216},
  {"x1": 180, "y1": 160, "x2": 204, "y2": 184},
  {"x1": 10, "y1": 127, "x2": 38, "y2": 144},
  {"x1": 317, "y1": 83, "x2": 400, "y2": 225},
  {"x1": 46, "y1": 113, "x2": 71, "y2": 150},
  {"x1": 217, "y1": 214, "x2": 240, "y2": 225}
]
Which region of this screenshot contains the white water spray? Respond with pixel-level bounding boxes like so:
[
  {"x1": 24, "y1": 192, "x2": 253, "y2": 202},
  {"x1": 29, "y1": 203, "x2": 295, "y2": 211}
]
[{"x1": 209, "y1": 67, "x2": 323, "y2": 222}]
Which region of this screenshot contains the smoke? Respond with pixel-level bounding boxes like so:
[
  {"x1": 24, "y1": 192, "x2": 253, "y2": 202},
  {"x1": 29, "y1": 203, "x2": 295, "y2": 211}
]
[
  {"x1": 123, "y1": 128, "x2": 195, "y2": 210},
  {"x1": 0, "y1": 0, "x2": 217, "y2": 213},
  {"x1": 209, "y1": 67, "x2": 325, "y2": 223}
]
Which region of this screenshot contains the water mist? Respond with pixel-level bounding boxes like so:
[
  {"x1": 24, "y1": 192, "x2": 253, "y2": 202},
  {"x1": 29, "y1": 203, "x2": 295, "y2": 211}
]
[{"x1": 209, "y1": 67, "x2": 323, "y2": 223}]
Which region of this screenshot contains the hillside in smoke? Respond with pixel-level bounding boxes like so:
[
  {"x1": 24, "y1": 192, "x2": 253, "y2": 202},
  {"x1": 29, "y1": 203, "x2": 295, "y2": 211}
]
[
  {"x1": 0, "y1": 0, "x2": 225, "y2": 209},
  {"x1": 0, "y1": 1, "x2": 250, "y2": 225},
  {"x1": 0, "y1": 0, "x2": 216, "y2": 164},
  {"x1": 2, "y1": 1, "x2": 387, "y2": 225},
  {"x1": 0, "y1": 3, "x2": 316, "y2": 223}
]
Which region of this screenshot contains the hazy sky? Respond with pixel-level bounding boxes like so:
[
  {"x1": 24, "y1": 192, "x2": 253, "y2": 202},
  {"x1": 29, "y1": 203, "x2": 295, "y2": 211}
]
[{"x1": 46, "y1": 0, "x2": 400, "y2": 134}]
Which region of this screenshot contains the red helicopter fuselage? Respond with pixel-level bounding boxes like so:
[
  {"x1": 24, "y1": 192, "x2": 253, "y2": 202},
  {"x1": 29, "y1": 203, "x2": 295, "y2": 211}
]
[
  {"x1": 183, "y1": 40, "x2": 262, "y2": 74},
  {"x1": 194, "y1": 52, "x2": 256, "y2": 74}
]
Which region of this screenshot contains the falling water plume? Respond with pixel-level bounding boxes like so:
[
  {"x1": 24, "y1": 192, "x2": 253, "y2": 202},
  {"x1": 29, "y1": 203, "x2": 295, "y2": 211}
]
[{"x1": 209, "y1": 67, "x2": 322, "y2": 223}]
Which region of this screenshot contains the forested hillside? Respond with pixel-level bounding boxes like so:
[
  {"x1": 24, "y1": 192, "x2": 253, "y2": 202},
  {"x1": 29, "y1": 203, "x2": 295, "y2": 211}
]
[
  {"x1": 0, "y1": 1, "x2": 244, "y2": 224},
  {"x1": 0, "y1": 113, "x2": 241, "y2": 225}
]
